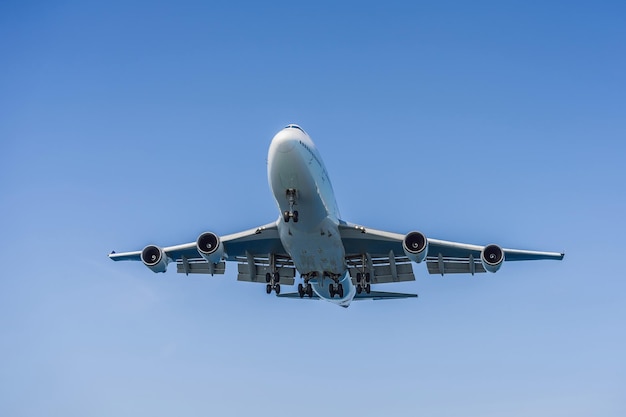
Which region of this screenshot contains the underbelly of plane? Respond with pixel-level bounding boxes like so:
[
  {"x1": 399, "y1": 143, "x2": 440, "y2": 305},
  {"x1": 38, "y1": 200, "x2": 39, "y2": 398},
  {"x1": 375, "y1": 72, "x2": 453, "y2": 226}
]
[{"x1": 279, "y1": 217, "x2": 346, "y2": 276}]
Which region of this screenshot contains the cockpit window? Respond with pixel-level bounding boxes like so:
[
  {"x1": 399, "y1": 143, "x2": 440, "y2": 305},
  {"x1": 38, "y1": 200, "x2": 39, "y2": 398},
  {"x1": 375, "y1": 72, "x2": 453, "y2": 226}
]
[{"x1": 285, "y1": 124, "x2": 304, "y2": 133}]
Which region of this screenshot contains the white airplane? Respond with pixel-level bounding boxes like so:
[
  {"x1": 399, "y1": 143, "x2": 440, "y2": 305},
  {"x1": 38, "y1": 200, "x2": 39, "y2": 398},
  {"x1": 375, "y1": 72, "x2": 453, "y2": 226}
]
[{"x1": 109, "y1": 124, "x2": 564, "y2": 307}]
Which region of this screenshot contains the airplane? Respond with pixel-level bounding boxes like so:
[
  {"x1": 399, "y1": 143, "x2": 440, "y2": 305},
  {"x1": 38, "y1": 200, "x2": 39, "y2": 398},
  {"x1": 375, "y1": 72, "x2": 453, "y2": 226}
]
[{"x1": 109, "y1": 124, "x2": 564, "y2": 307}]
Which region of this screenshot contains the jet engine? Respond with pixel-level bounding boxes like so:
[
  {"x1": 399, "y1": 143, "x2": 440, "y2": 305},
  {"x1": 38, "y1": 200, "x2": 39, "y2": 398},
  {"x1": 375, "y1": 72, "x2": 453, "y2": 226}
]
[
  {"x1": 402, "y1": 231, "x2": 428, "y2": 263},
  {"x1": 196, "y1": 231, "x2": 225, "y2": 264},
  {"x1": 481, "y1": 244, "x2": 505, "y2": 273},
  {"x1": 141, "y1": 245, "x2": 168, "y2": 273}
]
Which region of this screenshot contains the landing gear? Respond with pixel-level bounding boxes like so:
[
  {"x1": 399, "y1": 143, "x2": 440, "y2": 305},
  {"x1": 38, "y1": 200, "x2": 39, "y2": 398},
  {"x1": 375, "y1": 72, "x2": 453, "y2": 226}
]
[
  {"x1": 283, "y1": 189, "x2": 299, "y2": 223},
  {"x1": 298, "y1": 274, "x2": 314, "y2": 298},
  {"x1": 284, "y1": 210, "x2": 299, "y2": 222},
  {"x1": 327, "y1": 273, "x2": 344, "y2": 298},
  {"x1": 265, "y1": 269, "x2": 281, "y2": 295},
  {"x1": 355, "y1": 272, "x2": 371, "y2": 294},
  {"x1": 329, "y1": 283, "x2": 344, "y2": 298}
]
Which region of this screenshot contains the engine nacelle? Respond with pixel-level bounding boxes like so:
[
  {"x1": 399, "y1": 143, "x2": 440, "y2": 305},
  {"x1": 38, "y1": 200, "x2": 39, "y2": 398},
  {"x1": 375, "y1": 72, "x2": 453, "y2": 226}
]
[
  {"x1": 481, "y1": 244, "x2": 505, "y2": 273},
  {"x1": 196, "y1": 231, "x2": 225, "y2": 264},
  {"x1": 141, "y1": 245, "x2": 168, "y2": 273},
  {"x1": 402, "y1": 231, "x2": 429, "y2": 263}
]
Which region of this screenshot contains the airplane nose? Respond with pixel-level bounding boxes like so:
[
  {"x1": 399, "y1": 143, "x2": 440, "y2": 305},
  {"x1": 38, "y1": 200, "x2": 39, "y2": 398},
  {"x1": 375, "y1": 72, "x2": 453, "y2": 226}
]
[{"x1": 272, "y1": 131, "x2": 297, "y2": 153}]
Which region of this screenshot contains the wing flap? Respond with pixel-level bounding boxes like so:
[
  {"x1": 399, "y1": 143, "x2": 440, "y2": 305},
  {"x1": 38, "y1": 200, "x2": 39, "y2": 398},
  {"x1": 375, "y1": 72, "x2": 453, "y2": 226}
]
[
  {"x1": 176, "y1": 258, "x2": 226, "y2": 275},
  {"x1": 236, "y1": 263, "x2": 296, "y2": 284},
  {"x1": 347, "y1": 261, "x2": 415, "y2": 283},
  {"x1": 426, "y1": 256, "x2": 487, "y2": 275},
  {"x1": 346, "y1": 252, "x2": 416, "y2": 284}
]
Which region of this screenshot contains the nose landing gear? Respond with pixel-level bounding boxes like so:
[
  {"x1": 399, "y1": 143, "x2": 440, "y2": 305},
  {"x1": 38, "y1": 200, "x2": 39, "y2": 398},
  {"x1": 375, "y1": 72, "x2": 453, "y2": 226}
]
[{"x1": 283, "y1": 188, "x2": 299, "y2": 223}]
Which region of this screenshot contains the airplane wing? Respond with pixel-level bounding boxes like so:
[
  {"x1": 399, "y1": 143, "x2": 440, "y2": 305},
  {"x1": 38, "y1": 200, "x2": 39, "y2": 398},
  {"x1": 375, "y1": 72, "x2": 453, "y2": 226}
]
[
  {"x1": 109, "y1": 221, "x2": 296, "y2": 284},
  {"x1": 338, "y1": 223, "x2": 564, "y2": 280}
]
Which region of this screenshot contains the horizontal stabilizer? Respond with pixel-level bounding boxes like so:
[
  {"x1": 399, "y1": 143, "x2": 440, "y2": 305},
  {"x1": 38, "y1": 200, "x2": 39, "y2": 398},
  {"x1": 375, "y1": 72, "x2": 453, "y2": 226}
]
[
  {"x1": 355, "y1": 291, "x2": 418, "y2": 300},
  {"x1": 277, "y1": 291, "x2": 417, "y2": 301}
]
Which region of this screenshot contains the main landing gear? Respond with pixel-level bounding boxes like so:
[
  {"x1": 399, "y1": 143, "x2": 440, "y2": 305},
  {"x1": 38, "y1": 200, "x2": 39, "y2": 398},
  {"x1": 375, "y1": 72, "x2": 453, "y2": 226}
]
[
  {"x1": 297, "y1": 273, "x2": 314, "y2": 298},
  {"x1": 283, "y1": 188, "x2": 299, "y2": 223},
  {"x1": 355, "y1": 272, "x2": 371, "y2": 294},
  {"x1": 297, "y1": 283, "x2": 313, "y2": 298},
  {"x1": 327, "y1": 273, "x2": 344, "y2": 298},
  {"x1": 265, "y1": 271, "x2": 281, "y2": 295}
]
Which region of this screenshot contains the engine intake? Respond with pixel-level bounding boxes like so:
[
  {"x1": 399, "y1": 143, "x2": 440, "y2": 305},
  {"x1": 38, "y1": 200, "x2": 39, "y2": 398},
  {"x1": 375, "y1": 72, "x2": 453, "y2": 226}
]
[
  {"x1": 141, "y1": 245, "x2": 168, "y2": 273},
  {"x1": 402, "y1": 231, "x2": 428, "y2": 263},
  {"x1": 481, "y1": 244, "x2": 504, "y2": 273},
  {"x1": 196, "y1": 231, "x2": 225, "y2": 264}
]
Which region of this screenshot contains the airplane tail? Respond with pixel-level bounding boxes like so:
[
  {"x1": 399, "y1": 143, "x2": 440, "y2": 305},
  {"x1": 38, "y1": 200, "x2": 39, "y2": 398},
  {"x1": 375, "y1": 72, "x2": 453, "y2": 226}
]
[{"x1": 277, "y1": 291, "x2": 417, "y2": 301}]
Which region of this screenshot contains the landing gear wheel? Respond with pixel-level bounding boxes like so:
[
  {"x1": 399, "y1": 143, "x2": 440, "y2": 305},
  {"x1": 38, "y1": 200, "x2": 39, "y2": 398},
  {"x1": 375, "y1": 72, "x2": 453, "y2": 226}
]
[
  {"x1": 365, "y1": 283, "x2": 371, "y2": 294},
  {"x1": 329, "y1": 283, "x2": 335, "y2": 298},
  {"x1": 338, "y1": 283, "x2": 344, "y2": 298},
  {"x1": 357, "y1": 285, "x2": 362, "y2": 294},
  {"x1": 274, "y1": 272, "x2": 280, "y2": 284},
  {"x1": 283, "y1": 211, "x2": 290, "y2": 223},
  {"x1": 292, "y1": 210, "x2": 299, "y2": 223},
  {"x1": 266, "y1": 284, "x2": 272, "y2": 294},
  {"x1": 275, "y1": 284, "x2": 281, "y2": 295},
  {"x1": 356, "y1": 273, "x2": 362, "y2": 283},
  {"x1": 307, "y1": 285, "x2": 313, "y2": 297},
  {"x1": 365, "y1": 273, "x2": 371, "y2": 283},
  {"x1": 298, "y1": 283, "x2": 304, "y2": 298},
  {"x1": 265, "y1": 273, "x2": 271, "y2": 283}
]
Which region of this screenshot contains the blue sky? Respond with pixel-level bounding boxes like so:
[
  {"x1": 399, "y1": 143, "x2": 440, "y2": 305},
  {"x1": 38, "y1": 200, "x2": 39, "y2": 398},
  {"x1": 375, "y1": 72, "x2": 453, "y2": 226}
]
[{"x1": 1, "y1": 1, "x2": 625, "y2": 416}]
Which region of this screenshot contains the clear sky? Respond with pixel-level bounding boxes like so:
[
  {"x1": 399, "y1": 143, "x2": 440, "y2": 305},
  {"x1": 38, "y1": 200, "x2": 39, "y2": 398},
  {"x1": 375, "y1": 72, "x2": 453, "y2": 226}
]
[{"x1": 1, "y1": 1, "x2": 625, "y2": 416}]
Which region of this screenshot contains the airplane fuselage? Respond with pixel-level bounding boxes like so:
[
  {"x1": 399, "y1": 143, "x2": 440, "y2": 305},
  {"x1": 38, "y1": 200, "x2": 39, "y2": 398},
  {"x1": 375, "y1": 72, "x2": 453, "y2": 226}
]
[{"x1": 268, "y1": 125, "x2": 356, "y2": 306}]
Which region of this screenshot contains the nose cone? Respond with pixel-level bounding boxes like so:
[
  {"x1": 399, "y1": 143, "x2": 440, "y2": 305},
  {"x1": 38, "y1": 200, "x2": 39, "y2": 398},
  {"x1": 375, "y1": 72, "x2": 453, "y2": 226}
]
[
  {"x1": 269, "y1": 125, "x2": 306, "y2": 154},
  {"x1": 273, "y1": 131, "x2": 296, "y2": 153}
]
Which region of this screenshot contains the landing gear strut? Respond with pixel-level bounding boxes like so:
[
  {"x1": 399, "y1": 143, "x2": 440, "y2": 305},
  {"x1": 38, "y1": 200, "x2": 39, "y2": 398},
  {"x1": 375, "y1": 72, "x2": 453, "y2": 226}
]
[
  {"x1": 265, "y1": 254, "x2": 282, "y2": 295},
  {"x1": 265, "y1": 272, "x2": 281, "y2": 295},
  {"x1": 298, "y1": 274, "x2": 314, "y2": 298},
  {"x1": 327, "y1": 273, "x2": 344, "y2": 298},
  {"x1": 283, "y1": 188, "x2": 299, "y2": 223},
  {"x1": 356, "y1": 272, "x2": 371, "y2": 294}
]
